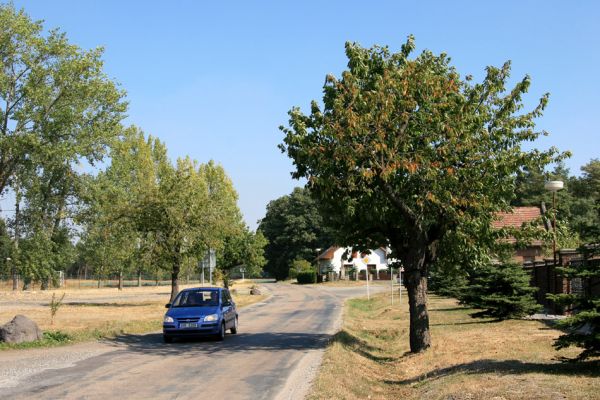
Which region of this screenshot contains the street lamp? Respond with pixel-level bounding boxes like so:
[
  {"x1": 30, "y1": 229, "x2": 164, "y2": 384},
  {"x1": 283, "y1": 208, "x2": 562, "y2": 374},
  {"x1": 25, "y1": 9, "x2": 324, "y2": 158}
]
[{"x1": 544, "y1": 180, "x2": 564, "y2": 264}]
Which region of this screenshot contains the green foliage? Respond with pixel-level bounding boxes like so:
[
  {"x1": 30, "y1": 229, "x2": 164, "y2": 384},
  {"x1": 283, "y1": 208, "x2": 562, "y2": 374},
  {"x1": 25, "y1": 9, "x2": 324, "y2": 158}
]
[
  {"x1": 513, "y1": 160, "x2": 600, "y2": 243},
  {"x1": 297, "y1": 270, "x2": 317, "y2": 284},
  {"x1": 290, "y1": 259, "x2": 313, "y2": 280},
  {"x1": 0, "y1": 219, "x2": 10, "y2": 278},
  {"x1": 459, "y1": 262, "x2": 541, "y2": 320},
  {"x1": 0, "y1": 4, "x2": 126, "y2": 288},
  {"x1": 218, "y1": 225, "x2": 267, "y2": 279},
  {"x1": 548, "y1": 247, "x2": 600, "y2": 361},
  {"x1": 279, "y1": 36, "x2": 563, "y2": 351},
  {"x1": 259, "y1": 187, "x2": 333, "y2": 281}
]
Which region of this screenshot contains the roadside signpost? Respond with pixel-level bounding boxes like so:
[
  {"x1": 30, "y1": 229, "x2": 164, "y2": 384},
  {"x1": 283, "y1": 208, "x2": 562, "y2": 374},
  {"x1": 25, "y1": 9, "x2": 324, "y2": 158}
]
[
  {"x1": 390, "y1": 265, "x2": 403, "y2": 306},
  {"x1": 200, "y1": 249, "x2": 216, "y2": 285},
  {"x1": 366, "y1": 269, "x2": 370, "y2": 300}
]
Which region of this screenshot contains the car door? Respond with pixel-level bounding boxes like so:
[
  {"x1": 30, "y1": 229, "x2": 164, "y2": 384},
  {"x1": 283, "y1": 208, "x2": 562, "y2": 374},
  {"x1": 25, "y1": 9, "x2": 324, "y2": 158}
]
[{"x1": 221, "y1": 290, "x2": 233, "y2": 328}]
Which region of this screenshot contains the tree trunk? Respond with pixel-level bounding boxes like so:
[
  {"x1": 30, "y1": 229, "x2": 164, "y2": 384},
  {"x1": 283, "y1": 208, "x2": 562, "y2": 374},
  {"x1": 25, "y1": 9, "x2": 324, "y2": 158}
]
[
  {"x1": 404, "y1": 268, "x2": 431, "y2": 352},
  {"x1": 400, "y1": 241, "x2": 432, "y2": 353},
  {"x1": 118, "y1": 271, "x2": 123, "y2": 291},
  {"x1": 137, "y1": 270, "x2": 142, "y2": 287},
  {"x1": 170, "y1": 256, "x2": 181, "y2": 303}
]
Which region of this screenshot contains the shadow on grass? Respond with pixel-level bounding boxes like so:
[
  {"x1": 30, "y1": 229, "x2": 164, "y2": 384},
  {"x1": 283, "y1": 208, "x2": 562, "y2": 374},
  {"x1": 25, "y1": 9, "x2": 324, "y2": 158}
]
[
  {"x1": 429, "y1": 307, "x2": 471, "y2": 312},
  {"x1": 384, "y1": 358, "x2": 600, "y2": 385},
  {"x1": 332, "y1": 330, "x2": 399, "y2": 363},
  {"x1": 431, "y1": 319, "x2": 499, "y2": 327}
]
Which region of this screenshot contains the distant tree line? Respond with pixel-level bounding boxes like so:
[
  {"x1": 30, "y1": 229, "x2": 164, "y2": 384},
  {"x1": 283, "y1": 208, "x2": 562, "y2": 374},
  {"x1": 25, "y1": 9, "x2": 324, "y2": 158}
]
[{"x1": 0, "y1": 4, "x2": 266, "y2": 301}]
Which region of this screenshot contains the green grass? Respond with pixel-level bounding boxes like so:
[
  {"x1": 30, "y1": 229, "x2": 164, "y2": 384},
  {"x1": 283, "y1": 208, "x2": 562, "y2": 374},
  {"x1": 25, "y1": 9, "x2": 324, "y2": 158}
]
[{"x1": 0, "y1": 330, "x2": 73, "y2": 350}]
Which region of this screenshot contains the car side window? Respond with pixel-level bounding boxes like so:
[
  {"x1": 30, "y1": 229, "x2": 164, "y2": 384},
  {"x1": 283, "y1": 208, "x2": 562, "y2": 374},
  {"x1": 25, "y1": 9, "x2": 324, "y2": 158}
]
[{"x1": 225, "y1": 290, "x2": 233, "y2": 305}]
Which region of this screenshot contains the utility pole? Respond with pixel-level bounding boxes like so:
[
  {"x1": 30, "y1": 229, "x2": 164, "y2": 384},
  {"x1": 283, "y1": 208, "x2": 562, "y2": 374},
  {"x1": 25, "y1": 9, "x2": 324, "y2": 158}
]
[
  {"x1": 12, "y1": 180, "x2": 21, "y2": 291},
  {"x1": 544, "y1": 180, "x2": 564, "y2": 265}
]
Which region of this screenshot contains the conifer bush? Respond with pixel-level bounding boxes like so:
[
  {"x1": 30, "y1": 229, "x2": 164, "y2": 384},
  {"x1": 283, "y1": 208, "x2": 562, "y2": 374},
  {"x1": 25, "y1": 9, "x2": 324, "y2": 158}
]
[{"x1": 459, "y1": 262, "x2": 541, "y2": 320}]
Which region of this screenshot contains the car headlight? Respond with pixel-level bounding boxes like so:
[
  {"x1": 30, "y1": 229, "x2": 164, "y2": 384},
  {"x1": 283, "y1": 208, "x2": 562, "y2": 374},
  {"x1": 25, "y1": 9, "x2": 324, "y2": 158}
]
[
  {"x1": 163, "y1": 315, "x2": 174, "y2": 323},
  {"x1": 203, "y1": 314, "x2": 219, "y2": 322}
]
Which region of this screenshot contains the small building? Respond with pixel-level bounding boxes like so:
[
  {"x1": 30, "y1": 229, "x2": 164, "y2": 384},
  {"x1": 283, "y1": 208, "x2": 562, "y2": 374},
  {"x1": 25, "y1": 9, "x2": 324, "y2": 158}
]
[
  {"x1": 492, "y1": 206, "x2": 546, "y2": 263},
  {"x1": 316, "y1": 246, "x2": 393, "y2": 280}
]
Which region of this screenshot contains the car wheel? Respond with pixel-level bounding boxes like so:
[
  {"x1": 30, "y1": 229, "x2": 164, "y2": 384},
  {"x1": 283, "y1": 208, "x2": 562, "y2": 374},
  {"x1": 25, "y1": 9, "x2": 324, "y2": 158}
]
[
  {"x1": 216, "y1": 322, "x2": 225, "y2": 341},
  {"x1": 163, "y1": 335, "x2": 173, "y2": 343},
  {"x1": 230, "y1": 317, "x2": 238, "y2": 334}
]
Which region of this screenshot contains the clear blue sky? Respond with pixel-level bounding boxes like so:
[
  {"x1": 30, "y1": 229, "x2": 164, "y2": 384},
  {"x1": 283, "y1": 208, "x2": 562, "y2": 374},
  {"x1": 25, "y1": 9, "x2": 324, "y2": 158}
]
[{"x1": 10, "y1": 1, "x2": 600, "y2": 229}]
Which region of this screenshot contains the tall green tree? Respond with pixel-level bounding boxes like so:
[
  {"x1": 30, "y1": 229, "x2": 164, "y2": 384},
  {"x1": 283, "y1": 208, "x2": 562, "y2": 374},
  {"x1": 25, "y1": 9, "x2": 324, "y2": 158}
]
[
  {"x1": 219, "y1": 225, "x2": 267, "y2": 280},
  {"x1": 280, "y1": 37, "x2": 564, "y2": 352},
  {"x1": 0, "y1": 4, "x2": 126, "y2": 195},
  {"x1": 258, "y1": 187, "x2": 334, "y2": 280},
  {"x1": 0, "y1": 4, "x2": 126, "y2": 287},
  {"x1": 137, "y1": 158, "x2": 240, "y2": 301},
  {"x1": 79, "y1": 127, "x2": 169, "y2": 289}
]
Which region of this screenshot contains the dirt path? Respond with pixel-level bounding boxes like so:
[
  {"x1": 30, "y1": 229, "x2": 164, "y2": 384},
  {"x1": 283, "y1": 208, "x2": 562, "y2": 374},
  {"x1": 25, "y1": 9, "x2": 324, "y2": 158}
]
[{"x1": 0, "y1": 283, "x2": 381, "y2": 400}]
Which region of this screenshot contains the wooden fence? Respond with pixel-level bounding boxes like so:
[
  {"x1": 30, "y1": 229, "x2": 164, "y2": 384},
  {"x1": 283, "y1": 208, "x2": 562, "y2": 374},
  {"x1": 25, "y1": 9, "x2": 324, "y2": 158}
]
[{"x1": 523, "y1": 248, "x2": 600, "y2": 314}]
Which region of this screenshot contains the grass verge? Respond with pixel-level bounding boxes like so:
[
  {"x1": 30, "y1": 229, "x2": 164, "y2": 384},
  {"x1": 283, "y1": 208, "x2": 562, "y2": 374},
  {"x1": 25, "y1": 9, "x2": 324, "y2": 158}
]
[{"x1": 309, "y1": 293, "x2": 600, "y2": 400}]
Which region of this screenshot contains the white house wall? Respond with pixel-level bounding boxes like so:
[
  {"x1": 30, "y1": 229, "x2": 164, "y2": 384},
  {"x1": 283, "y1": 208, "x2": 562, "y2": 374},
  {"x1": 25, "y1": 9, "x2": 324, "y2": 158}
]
[{"x1": 320, "y1": 247, "x2": 391, "y2": 274}]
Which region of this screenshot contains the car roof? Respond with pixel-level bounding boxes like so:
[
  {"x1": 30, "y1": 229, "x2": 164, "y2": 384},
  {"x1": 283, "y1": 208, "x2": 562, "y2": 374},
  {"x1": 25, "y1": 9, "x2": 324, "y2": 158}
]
[{"x1": 181, "y1": 287, "x2": 221, "y2": 292}]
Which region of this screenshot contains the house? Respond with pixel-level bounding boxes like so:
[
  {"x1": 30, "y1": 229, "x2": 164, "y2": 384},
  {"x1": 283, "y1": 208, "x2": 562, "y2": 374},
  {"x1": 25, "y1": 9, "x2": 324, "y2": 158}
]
[
  {"x1": 316, "y1": 246, "x2": 393, "y2": 280},
  {"x1": 492, "y1": 205, "x2": 546, "y2": 263}
]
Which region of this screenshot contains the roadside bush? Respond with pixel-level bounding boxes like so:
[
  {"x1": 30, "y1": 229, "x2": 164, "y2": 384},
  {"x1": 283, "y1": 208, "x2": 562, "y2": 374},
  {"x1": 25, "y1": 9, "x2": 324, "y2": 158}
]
[
  {"x1": 290, "y1": 259, "x2": 313, "y2": 281},
  {"x1": 459, "y1": 261, "x2": 541, "y2": 320},
  {"x1": 297, "y1": 270, "x2": 317, "y2": 284}
]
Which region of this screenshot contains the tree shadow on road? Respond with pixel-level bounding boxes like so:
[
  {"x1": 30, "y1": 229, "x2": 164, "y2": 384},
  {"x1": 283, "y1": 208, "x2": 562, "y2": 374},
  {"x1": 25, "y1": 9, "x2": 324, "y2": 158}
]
[{"x1": 104, "y1": 331, "x2": 332, "y2": 356}]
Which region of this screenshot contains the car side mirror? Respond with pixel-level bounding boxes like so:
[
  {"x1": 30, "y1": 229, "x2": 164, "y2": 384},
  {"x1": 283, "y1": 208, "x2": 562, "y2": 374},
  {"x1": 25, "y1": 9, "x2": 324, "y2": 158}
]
[{"x1": 165, "y1": 303, "x2": 171, "y2": 309}]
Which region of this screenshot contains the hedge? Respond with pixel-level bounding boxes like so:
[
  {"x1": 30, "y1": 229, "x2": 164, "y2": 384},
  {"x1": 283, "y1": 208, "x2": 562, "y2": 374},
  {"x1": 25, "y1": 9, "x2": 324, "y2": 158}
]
[{"x1": 296, "y1": 271, "x2": 317, "y2": 284}]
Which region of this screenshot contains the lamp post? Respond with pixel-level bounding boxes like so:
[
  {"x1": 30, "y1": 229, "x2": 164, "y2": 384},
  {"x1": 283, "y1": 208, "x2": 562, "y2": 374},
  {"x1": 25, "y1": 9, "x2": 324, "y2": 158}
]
[{"x1": 544, "y1": 180, "x2": 564, "y2": 264}]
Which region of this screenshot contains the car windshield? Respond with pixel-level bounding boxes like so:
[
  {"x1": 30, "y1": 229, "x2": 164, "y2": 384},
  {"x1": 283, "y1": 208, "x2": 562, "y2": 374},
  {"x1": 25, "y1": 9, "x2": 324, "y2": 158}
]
[{"x1": 172, "y1": 290, "x2": 219, "y2": 307}]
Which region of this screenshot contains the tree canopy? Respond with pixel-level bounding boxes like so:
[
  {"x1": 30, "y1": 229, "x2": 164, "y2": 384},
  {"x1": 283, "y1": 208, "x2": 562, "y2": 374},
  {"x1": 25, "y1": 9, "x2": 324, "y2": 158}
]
[
  {"x1": 280, "y1": 36, "x2": 564, "y2": 352},
  {"x1": 258, "y1": 187, "x2": 333, "y2": 280}
]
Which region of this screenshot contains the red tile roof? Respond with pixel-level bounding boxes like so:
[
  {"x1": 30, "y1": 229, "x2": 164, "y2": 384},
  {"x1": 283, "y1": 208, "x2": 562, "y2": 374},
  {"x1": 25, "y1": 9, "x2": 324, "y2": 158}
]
[
  {"x1": 317, "y1": 246, "x2": 339, "y2": 260},
  {"x1": 492, "y1": 206, "x2": 542, "y2": 229}
]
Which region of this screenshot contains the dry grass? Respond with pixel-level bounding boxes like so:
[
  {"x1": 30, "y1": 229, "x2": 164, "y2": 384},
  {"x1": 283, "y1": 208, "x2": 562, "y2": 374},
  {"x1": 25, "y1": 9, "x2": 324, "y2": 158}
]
[
  {"x1": 0, "y1": 280, "x2": 267, "y2": 348},
  {"x1": 309, "y1": 293, "x2": 600, "y2": 400}
]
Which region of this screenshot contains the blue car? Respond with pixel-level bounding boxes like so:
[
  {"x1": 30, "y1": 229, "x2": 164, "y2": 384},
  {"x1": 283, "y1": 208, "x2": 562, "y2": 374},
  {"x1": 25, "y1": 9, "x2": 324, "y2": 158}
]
[{"x1": 163, "y1": 287, "x2": 238, "y2": 343}]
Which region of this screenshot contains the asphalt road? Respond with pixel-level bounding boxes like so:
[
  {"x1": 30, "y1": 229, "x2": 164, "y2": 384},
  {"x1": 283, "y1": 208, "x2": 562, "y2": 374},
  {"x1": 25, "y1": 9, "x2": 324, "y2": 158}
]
[{"x1": 0, "y1": 283, "x2": 383, "y2": 400}]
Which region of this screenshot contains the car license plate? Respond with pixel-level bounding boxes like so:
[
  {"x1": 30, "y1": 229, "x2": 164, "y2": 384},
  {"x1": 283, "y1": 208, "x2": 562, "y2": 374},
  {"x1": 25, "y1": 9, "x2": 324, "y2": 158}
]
[{"x1": 180, "y1": 322, "x2": 197, "y2": 328}]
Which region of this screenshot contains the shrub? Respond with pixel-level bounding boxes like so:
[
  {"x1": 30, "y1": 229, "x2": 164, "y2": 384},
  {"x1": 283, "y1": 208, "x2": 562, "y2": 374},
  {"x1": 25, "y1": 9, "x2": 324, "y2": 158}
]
[
  {"x1": 297, "y1": 270, "x2": 317, "y2": 284},
  {"x1": 459, "y1": 262, "x2": 541, "y2": 320}
]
